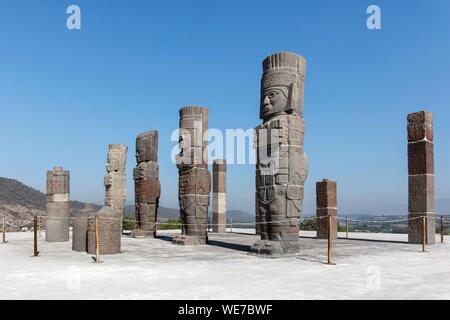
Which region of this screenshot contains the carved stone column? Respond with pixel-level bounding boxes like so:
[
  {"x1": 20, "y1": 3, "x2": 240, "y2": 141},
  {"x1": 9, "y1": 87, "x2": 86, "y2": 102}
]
[
  {"x1": 133, "y1": 131, "x2": 160, "y2": 238},
  {"x1": 87, "y1": 144, "x2": 127, "y2": 254},
  {"x1": 251, "y1": 52, "x2": 308, "y2": 256},
  {"x1": 173, "y1": 106, "x2": 211, "y2": 245},
  {"x1": 45, "y1": 167, "x2": 70, "y2": 242},
  {"x1": 408, "y1": 111, "x2": 435, "y2": 244},
  {"x1": 212, "y1": 159, "x2": 226, "y2": 233}
]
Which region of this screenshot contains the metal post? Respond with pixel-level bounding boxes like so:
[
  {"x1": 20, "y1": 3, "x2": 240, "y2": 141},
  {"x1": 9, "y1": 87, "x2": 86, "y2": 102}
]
[
  {"x1": 95, "y1": 216, "x2": 101, "y2": 263},
  {"x1": 327, "y1": 214, "x2": 335, "y2": 265},
  {"x1": 37, "y1": 216, "x2": 41, "y2": 238},
  {"x1": 230, "y1": 218, "x2": 233, "y2": 233},
  {"x1": 345, "y1": 216, "x2": 349, "y2": 239},
  {"x1": 422, "y1": 216, "x2": 426, "y2": 252},
  {"x1": 441, "y1": 216, "x2": 444, "y2": 243},
  {"x1": 33, "y1": 215, "x2": 39, "y2": 256},
  {"x1": 2, "y1": 218, "x2": 6, "y2": 243}
]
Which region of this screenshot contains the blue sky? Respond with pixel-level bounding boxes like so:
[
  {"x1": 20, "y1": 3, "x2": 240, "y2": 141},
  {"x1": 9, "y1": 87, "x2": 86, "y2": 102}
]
[{"x1": 0, "y1": 0, "x2": 449, "y2": 215}]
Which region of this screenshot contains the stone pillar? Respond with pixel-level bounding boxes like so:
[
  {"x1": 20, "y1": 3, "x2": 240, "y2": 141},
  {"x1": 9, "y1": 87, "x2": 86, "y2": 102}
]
[
  {"x1": 87, "y1": 144, "x2": 127, "y2": 254},
  {"x1": 173, "y1": 106, "x2": 211, "y2": 245},
  {"x1": 408, "y1": 111, "x2": 435, "y2": 244},
  {"x1": 251, "y1": 52, "x2": 308, "y2": 256},
  {"x1": 212, "y1": 160, "x2": 226, "y2": 233},
  {"x1": 45, "y1": 167, "x2": 70, "y2": 242},
  {"x1": 133, "y1": 131, "x2": 161, "y2": 238},
  {"x1": 316, "y1": 179, "x2": 337, "y2": 239},
  {"x1": 72, "y1": 204, "x2": 95, "y2": 252}
]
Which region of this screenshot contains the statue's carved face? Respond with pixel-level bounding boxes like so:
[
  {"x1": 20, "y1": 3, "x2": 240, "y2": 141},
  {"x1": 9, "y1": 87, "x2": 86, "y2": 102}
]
[
  {"x1": 136, "y1": 140, "x2": 146, "y2": 162},
  {"x1": 107, "y1": 151, "x2": 126, "y2": 172},
  {"x1": 261, "y1": 86, "x2": 289, "y2": 119}
]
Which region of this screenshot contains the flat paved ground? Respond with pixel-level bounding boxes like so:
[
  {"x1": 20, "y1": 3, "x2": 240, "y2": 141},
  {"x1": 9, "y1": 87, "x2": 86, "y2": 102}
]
[{"x1": 1, "y1": 230, "x2": 449, "y2": 299}]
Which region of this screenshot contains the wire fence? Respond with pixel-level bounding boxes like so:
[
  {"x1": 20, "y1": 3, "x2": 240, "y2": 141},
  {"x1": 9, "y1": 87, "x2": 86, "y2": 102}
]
[{"x1": 2, "y1": 213, "x2": 450, "y2": 230}]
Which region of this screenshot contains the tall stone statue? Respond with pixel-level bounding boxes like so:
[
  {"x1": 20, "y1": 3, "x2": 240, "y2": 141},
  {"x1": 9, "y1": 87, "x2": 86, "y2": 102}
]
[
  {"x1": 87, "y1": 144, "x2": 127, "y2": 255},
  {"x1": 173, "y1": 106, "x2": 211, "y2": 245},
  {"x1": 408, "y1": 111, "x2": 435, "y2": 244},
  {"x1": 45, "y1": 167, "x2": 70, "y2": 242},
  {"x1": 133, "y1": 131, "x2": 161, "y2": 238},
  {"x1": 251, "y1": 52, "x2": 308, "y2": 256}
]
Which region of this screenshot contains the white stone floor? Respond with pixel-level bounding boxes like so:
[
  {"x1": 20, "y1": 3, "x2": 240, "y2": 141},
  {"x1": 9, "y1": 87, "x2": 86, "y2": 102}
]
[{"x1": 0, "y1": 230, "x2": 449, "y2": 300}]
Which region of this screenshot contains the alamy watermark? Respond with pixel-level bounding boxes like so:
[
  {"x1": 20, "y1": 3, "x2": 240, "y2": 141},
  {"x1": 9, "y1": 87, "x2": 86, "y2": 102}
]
[
  {"x1": 366, "y1": 265, "x2": 382, "y2": 290},
  {"x1": 170, "y1": 121, "x2": 283, "y2": 174},
  {"x1": 66, "y1": 5, "x2": 81, "y2": 30},
  {"x1": 367, "y1": 5, "x2": 382, "y2": 30}
]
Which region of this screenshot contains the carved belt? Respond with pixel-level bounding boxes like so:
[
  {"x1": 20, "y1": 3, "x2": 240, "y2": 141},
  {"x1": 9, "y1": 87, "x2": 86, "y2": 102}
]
[{"x1": 258, "y1": 186, "x2": 275, "y2": 204}]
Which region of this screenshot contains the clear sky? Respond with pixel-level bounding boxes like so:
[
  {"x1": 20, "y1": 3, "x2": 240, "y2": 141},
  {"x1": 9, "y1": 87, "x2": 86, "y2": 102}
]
[{"x1": 0, "y1": 0, "x2": 449, "y2": 215}]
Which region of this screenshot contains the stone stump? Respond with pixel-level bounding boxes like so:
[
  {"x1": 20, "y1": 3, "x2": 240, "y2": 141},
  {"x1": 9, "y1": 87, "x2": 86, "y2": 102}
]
[
  {"x1": 72, "y1": 204, "x2": 95, "y2": 252},
  {"x1": 316, "y1": 179, "x2": 337, "y2": 240}
]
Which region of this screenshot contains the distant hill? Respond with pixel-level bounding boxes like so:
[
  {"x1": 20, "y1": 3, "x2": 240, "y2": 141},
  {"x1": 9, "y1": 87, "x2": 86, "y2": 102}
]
[
  {"x1": 0, "y1": 177, "x2": 46, "y2": 210},
  {"x1": 0, "y1": 177, "x2": 100, "y2": 227}
]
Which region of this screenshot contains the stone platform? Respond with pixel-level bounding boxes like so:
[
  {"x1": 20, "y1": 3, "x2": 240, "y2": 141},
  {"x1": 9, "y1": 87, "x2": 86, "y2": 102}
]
[{"x1": 0, "y1": 230, "x2": 449, "y2": 299}]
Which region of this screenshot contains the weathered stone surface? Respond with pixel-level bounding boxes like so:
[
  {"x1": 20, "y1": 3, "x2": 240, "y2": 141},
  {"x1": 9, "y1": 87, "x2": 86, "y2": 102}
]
[
  {"x1": 136, "y1": 131, "x2": 158, "y2": 163},
  {"x1": 407, "y1": 141, "x2": 434, "y2": 175},
  {"x1": 407, "y1": 111, "x2": 433, "y2": 142},
  {"x1": 212, "y1": 159, "x2": 226, "y2": 233},
  {"x1": 87, "y1": 206, "x2": 122, "y2": 255},
  {"x1": 316, "y1": 179, "x2": 337, "y2": 240},
  {"x1": 45, "y1": 167, "x2": 70, "y2": 242},
  {"x1": 72, "y1": 204, "x2": 95, "y2": 252},
  {"x1": 408, "y1": 111, "x2": 435, "y2": 245},
  {"x1": 316, "y1": 179, "x2": 337, "y2": 208},
  {"x1": 87, "y1": 144, "x2": 127, "y2": 254},
  {"x1": 408, "y1": 175, "x2": 435, "y2": 213},
  {"x1": 176, "y1": 106, "x2": 208, "y2": 169},
  {"x1": 133, "y1": 131, "x2": 160, "y2": 238},
  {"x1": 408, "y1": 213, "x2": 436, "y2": 245},
  {"x1": 251, "y1": 52, "x2": 308, "y2": 256},
  {"x1": 173, "y1": 106, "x2": 211, "y2": 245}
]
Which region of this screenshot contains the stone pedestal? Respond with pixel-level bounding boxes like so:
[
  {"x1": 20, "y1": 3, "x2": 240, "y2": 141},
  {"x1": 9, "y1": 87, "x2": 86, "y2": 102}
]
[
  {"x1": 173, "y1": 106, "x2": 210, "y2": 245},
  {"x1": 72, "y1": 204, "x2": 95, "y2": 252},
  {"x1": 212, "y1": 160, "x2": 226, "y2": 233},
  {"x1": 133, "y1": 131, "x2": 160, "y2": 238},
  {"x1": 316, "y1": 179, "x2": 337, "y2": 240},
  {"x1": 87, "y1": 206, "x2": 122, "y2": 255},
  {"x1": 45, "y1": 167, "x2": 70, "y2": 242},
  {"x1": 250, "y1": 52, "x2": 308, "y2": 257},
  {"x1": 408, "y1": 111, "x2": 435, "y2": 244}
]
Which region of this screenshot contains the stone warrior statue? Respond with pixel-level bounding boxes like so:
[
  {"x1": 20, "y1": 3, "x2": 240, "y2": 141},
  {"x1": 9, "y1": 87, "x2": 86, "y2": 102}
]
[
  {"x1": 133, "y1": 131, "x2": 161, "y2": 238},
  {"x1": 87, "y1": 144, "x2": 127, "y2": 255},
  {"x1": 173, "y1": 106, "x2": 211, "y2": 245},
  {"x1": 250, "y1": 52, "x2": 308, "y2": 256}
]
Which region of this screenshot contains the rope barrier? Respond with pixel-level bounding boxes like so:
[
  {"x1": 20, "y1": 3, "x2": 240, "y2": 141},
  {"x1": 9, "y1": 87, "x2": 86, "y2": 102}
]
[{"x1": 1, "y1": 213, "x2": 448, "y2": 228}]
